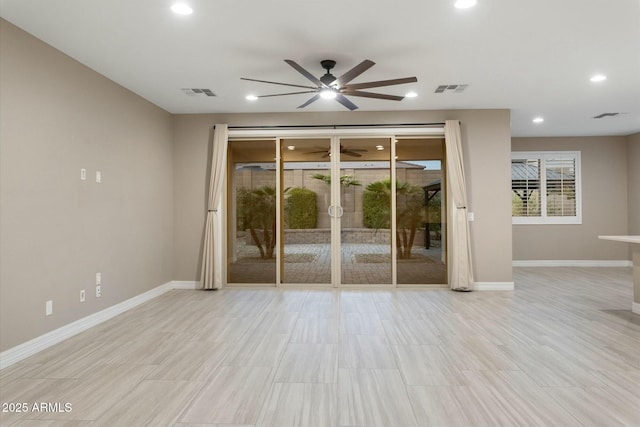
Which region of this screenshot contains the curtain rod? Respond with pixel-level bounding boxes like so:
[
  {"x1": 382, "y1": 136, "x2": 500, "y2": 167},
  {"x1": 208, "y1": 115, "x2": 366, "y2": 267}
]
[{"x1": 212, "y1": 122, "x2": 446, "y2": 130}]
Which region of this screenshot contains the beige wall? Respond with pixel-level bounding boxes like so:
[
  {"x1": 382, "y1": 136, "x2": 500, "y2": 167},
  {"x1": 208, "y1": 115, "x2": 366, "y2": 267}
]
[
  {"x1": 512, "y1": 137, "x2": 629, "y2": 261},
  {"x1": 0, "y1": 20, "x2": 174, "y2": 351},
  {"x1": 628, "y1": 133, "x2": 640, "y2": 235},
  {"x1": 173, "y1": 110, "x2": 513, "y2": 285}
]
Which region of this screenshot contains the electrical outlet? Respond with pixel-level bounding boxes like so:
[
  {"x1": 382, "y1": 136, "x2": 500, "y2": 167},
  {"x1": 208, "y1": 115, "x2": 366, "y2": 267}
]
[
  {"x1": 96, "y1": 272, "x2": 101, "y2": 285},
  {"x1": 80, "y1": 168, "x2": 87, "y2": 181},
  {"x1": 80, "y1": 289, "x2": 85, "y2": 302},
  {"x1": 96, "y1": 285, "x2": 101, "y2": 298},
  {"x1": 45, "y1": 300, "x2": 53, "y2": 316}
]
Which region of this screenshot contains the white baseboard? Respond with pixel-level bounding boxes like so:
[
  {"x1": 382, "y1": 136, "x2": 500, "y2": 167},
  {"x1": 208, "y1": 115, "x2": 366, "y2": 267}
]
[
  {"x1": 633, "y1": 302, "x2": 640, "y2": 315},
  {"x1": 474, "y1": 282, "x2": 515, "y2": 291},
  {"x1": 172, "y1": 280, "x2": 198, "y2": 290},
  {"x1": 513, "y1": 260, "x2": 632, "y2": 267},
  {"x1": 0, "y1": 280, "x2": 198, "y2": 370}
]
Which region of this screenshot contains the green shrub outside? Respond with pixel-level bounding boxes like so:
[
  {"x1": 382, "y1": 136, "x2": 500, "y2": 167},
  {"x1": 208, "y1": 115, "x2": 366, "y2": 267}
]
[
  {"x1": 285, "y1": 187, "x2": 317, "y2": 229},
  {"x1": 363, "y1": 178, "x2": 426, "y2": 258},
  {"x1": 362, "y1": 188, "x2": 391, "y2": 230}
]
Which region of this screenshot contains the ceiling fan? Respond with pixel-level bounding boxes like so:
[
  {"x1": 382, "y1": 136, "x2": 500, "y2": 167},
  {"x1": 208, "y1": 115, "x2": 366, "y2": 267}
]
[
  {"x1": 241, "y1": 59, "x2": 417, "y2": 111},
  {"x1": 305, "y1": 144, "x2": 367, "y2": 158}
]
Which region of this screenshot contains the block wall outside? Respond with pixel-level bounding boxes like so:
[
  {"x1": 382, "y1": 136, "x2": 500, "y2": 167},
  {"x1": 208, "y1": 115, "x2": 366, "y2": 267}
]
[{"x1": 234, "y1": 168, "x2": 442, "y2": 229}]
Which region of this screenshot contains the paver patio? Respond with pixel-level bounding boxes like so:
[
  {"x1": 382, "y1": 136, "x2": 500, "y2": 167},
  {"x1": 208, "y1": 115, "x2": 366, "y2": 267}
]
[{"x1": 228, "y1": 240, "x2": 446, "y2": 285}]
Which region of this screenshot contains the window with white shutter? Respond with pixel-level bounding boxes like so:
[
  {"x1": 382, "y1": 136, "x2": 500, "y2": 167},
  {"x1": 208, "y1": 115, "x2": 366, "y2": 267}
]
[{"x1": 511, "y1": 151, "x2": 581, "y2": 224}]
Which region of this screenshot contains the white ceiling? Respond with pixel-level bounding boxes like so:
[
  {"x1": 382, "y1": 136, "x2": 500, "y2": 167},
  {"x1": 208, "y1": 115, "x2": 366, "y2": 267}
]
[{"x1": 2, "y1": 0, "x2": 639, "y2": 137}]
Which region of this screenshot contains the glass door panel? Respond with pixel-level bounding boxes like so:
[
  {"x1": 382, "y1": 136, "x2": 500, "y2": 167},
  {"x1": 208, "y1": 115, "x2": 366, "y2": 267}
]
[
  {"x1": 339, "y1": 138, "x2": 392, "y2": 285},
  {"x1": 280, "y1": 138, "x2": 332, "y2": 285},
  {"x1": 395, "y1": 138, "x2": 447, "y2": 285},
  {"x1": 227, "y1": 139, "x2": 278, "y2": 284}
]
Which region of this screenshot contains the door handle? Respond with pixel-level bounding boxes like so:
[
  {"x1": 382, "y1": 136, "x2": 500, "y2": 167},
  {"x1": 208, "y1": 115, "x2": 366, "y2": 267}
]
[{"x1": 328, "y1": 205, "x2": 343, "y2": 218}]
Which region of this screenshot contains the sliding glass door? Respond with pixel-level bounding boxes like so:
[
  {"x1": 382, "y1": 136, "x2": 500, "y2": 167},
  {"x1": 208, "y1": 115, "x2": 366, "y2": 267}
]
[
  {"x1": 227, "y1": 139, "x2": 277, "y2": 284},
  {"x1": 226, "y1": 133, "x2": 447, "y2": 287},
  {"x1": 395, "y1": 138, "x2": 447, "y2": 285},
  {"x1": 280, "y1": 138, "x2": 332, "y2": 285},
  {"x1": 339, "y1": 138, "x2": 392, "y2": 286}
]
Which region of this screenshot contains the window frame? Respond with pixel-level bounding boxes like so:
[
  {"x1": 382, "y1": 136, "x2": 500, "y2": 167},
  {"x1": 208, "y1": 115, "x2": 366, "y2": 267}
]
[{"x1": 511, "y1": 151, "x2": 582, "y2": 225}]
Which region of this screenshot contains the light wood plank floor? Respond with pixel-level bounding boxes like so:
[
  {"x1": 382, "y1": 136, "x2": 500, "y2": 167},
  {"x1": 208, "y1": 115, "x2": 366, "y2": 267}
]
[{"x1": 1, "y1": 267, "x2": 639, "y2": 426}]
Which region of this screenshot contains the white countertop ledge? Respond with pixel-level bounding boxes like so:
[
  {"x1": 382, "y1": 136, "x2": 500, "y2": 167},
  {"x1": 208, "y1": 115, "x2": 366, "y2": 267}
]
[{"x1": 598, "y1": 235, "x2": 640, "y2": 244}]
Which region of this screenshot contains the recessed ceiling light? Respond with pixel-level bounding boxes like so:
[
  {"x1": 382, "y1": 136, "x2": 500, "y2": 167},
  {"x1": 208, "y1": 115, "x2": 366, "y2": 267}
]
[
  {"x1": 455, "y1": 0, "x2": 477, "y2": 9},
  {"x1": 171, "y1": 3, "x2": 193, "y2": 15},
  {"x1": 376, "y1": 145, "x2": 384, "y2": 150},
  {"x1": 590, "y1": 74, "x2": 607, "y2": 83},
  {"x1": 287, "y1": 145, "x2": 295, "y2": 151},
  {"x1": 532, "y1": 117, "x2": 544, "y2": 124},
  {"x1": 405, "y1": 91, "x2": 418, "y2": 98},
  {"x1": 245, "y1": 94, "x2": 258, "y2": 101}
]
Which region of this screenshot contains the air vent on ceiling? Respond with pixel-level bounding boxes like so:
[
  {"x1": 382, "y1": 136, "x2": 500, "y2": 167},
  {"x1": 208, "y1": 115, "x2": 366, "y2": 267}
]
[
  {"x1": 593, "y1": 112, "x2": 619, "y2": 119},
  {"x1": 434, "y1": 84, "x2": 468, "y2": 94},
  {"x1": 181, "y1": 88, "x2": 216, "y2": 97}
]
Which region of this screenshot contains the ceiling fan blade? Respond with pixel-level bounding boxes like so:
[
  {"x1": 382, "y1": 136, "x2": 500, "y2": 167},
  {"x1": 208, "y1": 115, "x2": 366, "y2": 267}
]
[
  {"x1": 258, "y1": 90, "x2": 318, "y2": 98},
  {"x1": 336, "y1": 60, "x2": 375, "y2": 86},
  {"x1": 342, "y1": 151, "x2": 363, "y2": 157},
  {"x1": 240, "y1": 77, "x2": 317, "y2": 90},
  {"x1": 342, "y1": 90, "x2": 404, "y2": 101},
  {"x1": 297, "y1": 94, "x2": 321, "y2": 109},
  {"x1": 284, "y1": 60, "x2": 324, "y2": 87},
  {"x1": 304, "y1": 150, "x2": 328, "y2": 154},
  {"x1": 346, "y1": 148, "x2": 368, "y2": 152},
  {"x1": 335, "y1": 94, "x2": 359, "y2": 111},
  {"x1": 344, "y1": 77, "x2": 418, "y2": 90}
]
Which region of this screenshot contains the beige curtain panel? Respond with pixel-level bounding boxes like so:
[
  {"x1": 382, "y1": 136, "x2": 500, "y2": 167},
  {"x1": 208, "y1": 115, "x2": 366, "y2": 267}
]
[
  {"x1": 444, "y1": 120, "x2": 475, "y2": 291},
  {"x1": 200, "y1": 124, "x2": 229, "y2": 290}
]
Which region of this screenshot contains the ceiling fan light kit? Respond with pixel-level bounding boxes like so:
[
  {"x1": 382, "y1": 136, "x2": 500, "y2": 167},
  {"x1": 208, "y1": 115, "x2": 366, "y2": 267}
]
[
  {"x1": 241, "y1": 59, "x2": 418, "y2": 111},
  {"x1": 320, "y1": 88, "x2": 338, "y2": 99}
]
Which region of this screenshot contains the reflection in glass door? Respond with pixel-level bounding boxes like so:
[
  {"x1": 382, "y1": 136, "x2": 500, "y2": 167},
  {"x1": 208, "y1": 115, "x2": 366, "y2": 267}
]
[{"x1": 339, "y1": 138, "x2": 393, "y2": 285}]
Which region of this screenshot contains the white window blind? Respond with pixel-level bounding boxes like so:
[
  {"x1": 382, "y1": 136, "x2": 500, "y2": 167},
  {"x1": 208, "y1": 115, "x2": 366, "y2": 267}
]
[{"x1": 512, "y1": 151, "x2": 581, "y2": 224}]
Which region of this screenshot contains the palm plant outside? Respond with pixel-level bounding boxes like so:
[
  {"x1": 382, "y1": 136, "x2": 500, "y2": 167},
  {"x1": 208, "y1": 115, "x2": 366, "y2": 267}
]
[
  {"x1": 237, "y1": 186, "x2": 277, "y2": 259},
  {"x1": 364, "y1": 178, "x2": 424, "y2": 259},
  {"x1": 311, "y1": 173, "x2": 362, "y2": 187}
]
